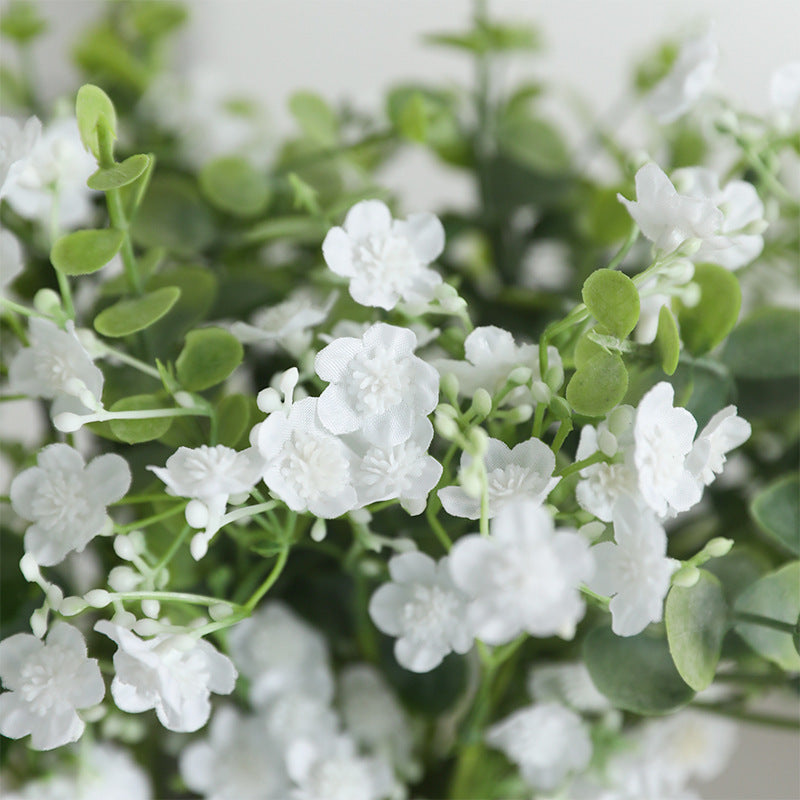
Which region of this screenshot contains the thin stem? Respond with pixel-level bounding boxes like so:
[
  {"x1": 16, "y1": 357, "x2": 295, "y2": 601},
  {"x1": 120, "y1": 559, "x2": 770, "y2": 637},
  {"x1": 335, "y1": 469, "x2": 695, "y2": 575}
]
[
  {"x1": 114, "y1": 503, "x2": 187, "y2": 534},
  {"x1": 219, "y1": 501, "x2": 279, "y2": 527},
  {"x1": 152, "y1": 524, "x2": 192, "y2": 574},
  {"x1": 556, "y1": 451, "x2": 607, "y2": 479},
  {"x1": 111, "y1": 590, "x2": 234, "y2": 608},
  {"x1": 98, "y1": 343, "x2": 161, "y2": 379},
  {"x1": 692, "y1": 702, "x2": 800, "y2": 731},
  {"x1": 243, "y1": 546, "x2": 290, "y2": 612},
  {"x1": 551, "y1": 419, "x2": 573, "y2": 456},
  {"x1": 531, "y1": 401, "x2": 547, "y2": 438},
  {"x1": 0, "y1": 297, "x2": 45, "y2": 319},
  {"x1": 606, "y1": 223, "x2": 639, "y2": 270},
  {"x1": 54, "y1": 271, "x2": 75, "y2": 320}
]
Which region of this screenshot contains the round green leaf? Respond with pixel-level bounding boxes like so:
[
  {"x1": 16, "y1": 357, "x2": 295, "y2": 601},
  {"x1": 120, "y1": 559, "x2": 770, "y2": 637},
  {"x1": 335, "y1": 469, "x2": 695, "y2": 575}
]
[
  {"x1": 87, "y1": 154, "x2": 151, "y2": 191},
  {"x1": 199, "y1": 156, "x2": 270, "y2": 217},
  {"x1": 216, "y1": 393, "x2": 252, "y2": 448},
  {"x1": 109, "y1": 394, "x2": 172, "y2": 444},
  {"x1": 573, "y1": 333, "x2": 606, "y2": 369},
  {"x1": 665, "y1": 570, "x2": 728, "y2": 691},
  {"x1": 50, "y1": 229, "x2": 124, "y2": 275},
  {"x1": 566, "y1": 351, "x2": 628, "y2": 417},
  {"x1": 289, "y1": 91, "x2": 339, "y2": 146},
  {"x1": 722, "y1": 307, "x2": 800, "y2": 379},
  {"x1": 584, "y1": 627, "x2": 695, "y2": 714},
  {"x1": 176, "y1": 327, "x2": 243, "y2": 392},
  {"x1": 75, "y1": 84, "x2": 117, "y2": 161},
  {"x1": 582, "y1": 269, "x2": 640, "y2": 339},
  {"x1": 243, "y1": 216, "x2": 328, "y2": 245},
  {"x1": 497, "y1": 110, "x2": 569, "y2": 174},
  {"x1": 94, "y1": 286, "x2": 181, "y2": 338},
  {"x1": 654, "y1": 305, "x2": 680, "y2": 375},
  {"x1": 585, "y1": 187, "x2": 633, "y2": 246},
  {"x1": 677, "y1": 262, "x2": 741, "y2": 356},
  {"x1": 734, "y1": 561, "x2": 800, "y2": 670},
  {"x1": 1, "y1": 1, "x2": 47, "y2": 43},
  {"x1": 751, "y1": 474, "x2": 800, "y2": 556}
]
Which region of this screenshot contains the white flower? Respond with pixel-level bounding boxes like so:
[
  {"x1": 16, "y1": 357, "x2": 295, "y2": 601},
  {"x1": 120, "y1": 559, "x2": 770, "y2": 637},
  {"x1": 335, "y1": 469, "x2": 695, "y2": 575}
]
[
  {"x1": 315, "y1": 322, "x2": 440, "y2": 446},
  {"x1": 435, "y1": 325, "x2": 561, "y2": 403},
  {"x1": 618, "y1": 163, "x2": 724, "y2": 256},
  {"x1": 770, "y1": 61, "x2": 800, "y2": 114},
  {"x1": 256, "y1": 396, "x2": 358, "y2": 517},
  {"x1": 485, "y1": 702, "x2": 592, "y2": 792},
  {"x1": 148, "y1": 444, "x2": 263, "y2": 559},
  {"x1": 3, "y1": 117, "x2": 96, "y2": 229},
  {"x1": 634, "y1": 382, "x2": 701, "y2": 518},
  {"x1": 8, "y1": 318, "x2": 104, "y2": 416},
  {"x1": 286, "y1": 734, "x2": 398, "y2": 800},
  {"x1": 586, "y1": 497, "x2": 677, "y2": 636},
  {"x1": 349, "y1": 417, "x2": 442, "y2": 515},
  {"x1": 230, "y1": 289, "x2": 337, "y2": 357},
  {"x1": 10, "y1": 443, "x2": 130, "y2": 566},
  {"x1": 322, "y1": 199, "x2": 444, "y2": 310},
  {"x1": 439, "y1": 437, "x2": 557, "y2": 520},
  {"x1": 686, "y1": 406, "x2": 750, "y2": 487},
  {"x1": 179, "y1": 706, "x2": 291, "y2": 800},
  {"x1": 0, "y1": 228, "x2": 23, "y2": 291},
  {"x1": 368, "y1": 551, "x2": 473, "y2": 672},
  {"x1": 528, "y1": 662, "x2": 611, "y2": 714},
  {"x1": 646, "y1": 28, "x2": 717, "y2": 123},
  {"x1": 95, "y1": 621, "x2": 237, "y2": 733},
  {"x1": 450, "y1": 501, "x2": 593, "y2": 644},
  {"x1": 339, "y1": 664, "x2": 418, "y2": 780},
  {"x1": 0, "y1": 115, "x2": 41, "y2": 196},
  {"x1": 73, "y1": 742, "x2": 153, "y2": 800},
  {"x1": 672, "y1": 167, "x2": 765, "y2": 270},
  {"x1": 228, "y1": 602, "x2": 334, "y2": 706},
  {"x1": 0, "y1": 623, "x2": 104, "y2": 750},
  {"x1": 263, "y1": 691, "x2": 339, "y2": 751}
]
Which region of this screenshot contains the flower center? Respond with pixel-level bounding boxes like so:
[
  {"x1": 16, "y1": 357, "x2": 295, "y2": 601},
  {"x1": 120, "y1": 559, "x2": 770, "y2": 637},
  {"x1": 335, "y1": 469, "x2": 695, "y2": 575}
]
[
  {"x1": 19, "y1": 646, "x2": 75, "y2": 715},
  {"x1": 31, "y1": 470, "x2": 87, "y2": 529},
  {"x1": 281, "y1": 431, "x2": 350, "y2": 500},
  {"x1": 356, "y1": 233, "x2": 419, "y2": 291},
  {"x1": 348, "y1": 349, "x2": 406, "y2": 416},
  {"x1": 402, "y1": 584, "x2": 460, "y2": 643},
  {"x1": 359, "y1": 441, "x2": 422, "y2": 494}
]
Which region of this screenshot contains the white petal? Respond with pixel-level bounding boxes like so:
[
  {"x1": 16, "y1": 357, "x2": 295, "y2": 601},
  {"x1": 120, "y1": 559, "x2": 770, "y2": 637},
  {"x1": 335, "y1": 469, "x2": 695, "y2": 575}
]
[
  {"x1": 84, "y1": 453, "x2": 131, "y2": 505},
  {"x1": 343, "y1": 199, "x2": 392, "y2": 239},
  {"x1": 322, "y1": 226, "x2": 355, "y2": 277},
  {"x1": 400, "y1": 212, "x2": 445, "y2": 263},
  {"x1": 389, "y1": 551, "x2": 436, "y2": 584}
]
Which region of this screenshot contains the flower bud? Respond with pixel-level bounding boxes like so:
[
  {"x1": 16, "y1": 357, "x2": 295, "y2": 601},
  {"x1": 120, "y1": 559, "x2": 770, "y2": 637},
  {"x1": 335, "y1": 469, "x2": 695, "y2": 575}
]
[
  {"x1": 435, "y1": 403, "x2": 458, "y2": 419},
  {"x1": 112, "y1": 609, "x2": 137, "y2": 628},
  {"x1": 30, "y1": 607, "x2": 48, "y2": 638},
  {"x1": 210, "y1": 603, "x2": 235, "y2": 621},
  {"x1": 606, "y1": 405, "x2": 634, "y2": 438},
  {"x1": 434, "y1": 412, "x2": 460, "y2": 440},
  {"x1": 579, "y1": 521, "x2": 606, "y2": 541},
  {"x1": 85, "y1": 589, "x2": 112, "y2": 608},
  {"x1": 530, "y1": 381, "x2": 551, "y2": 405},
  {"x1": 53, "y1": 412, "x2": 85, "y2": 433},
  {"x1": 82, "y1": 705, "x2": 107, "y2": 723},
  {"x1": 679, "y1": 237, "x2": 702, "y2": 256},
  {"x1": 440, "y1": 372, "x2": 460, "y2": 402},
  {"x1": 704, "y1": 537, "x2": 734, "y2": 558},
  {"x1": 133, "y1": 618, "x2": 163, "y2": 637},
  {"x1": 114, "y1": 535, "x2": 137, "y2": 561},
  {"x1": 109, "y1": 566, "x2": 140, "y2": 592},
  {"x1": 470, "y1": 388, "x2": 493, "y2": 419},
  {"x1": 598, "y1": 429, "x2": 618, "y2": 458},
  {"x1": 19, "y1": 554, "x2": 41, "y2": 583},
  {"x1": 545, "y1": 363, "x2": 564, "y2": 391},
  {"x1": 256, "y1": 387, "x2": 282, "y2": 413},
  {"x1": 508, "y1": 366, "x2": 532, "y2": 386},
  {"x1": 45, "y1": 584, "x2": 64, "y2": 608},
  {"x1": 190, "y1": 532, "x2": 209, "y2": 561},
  {"x1": 468, "y1": 426, "x2": 489, "y2": 455},
  {"x1": 310, "y1": 518, "x2": 327, "y2": 542},
  {"x1": 744, "y1": 218, "x2": 769, "y2": 235},
  {"x1": 459, "y1": 470, "x2": 484, "y2": 499},
  {"x1": 659, "y1": 258, "x2": 694, "y2": 286},
  {"x1": 60, "y1": 596, "x2": 88, "y2": 616},
  {"x1": 142, "y1": 599, "x2": 160, "y2": 619},
  {"x1": 506, "y1": 404, "x2": 533, "y2": 423},
  {"x1": 33, "y1": 288, "x2": 62, "y2": 316},
  {"x1": 185, "y1": 499, "x2": 210, "y2": 529},
  {"x1": 672, "y1": 563, "x2": 700, "y2": 587}
]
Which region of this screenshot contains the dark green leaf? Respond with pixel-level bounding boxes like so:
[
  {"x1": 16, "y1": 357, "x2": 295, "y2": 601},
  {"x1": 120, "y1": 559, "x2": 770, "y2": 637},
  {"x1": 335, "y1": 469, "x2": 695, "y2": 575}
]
[
  {"x1": 176, "y1": 328, "x2": 243, "y2": 392},
  {"x1": 109, "y1": 394, "x2": 172, "y2": 444},
  {"x1": 146, "y1": 266, "x2": 218, "y2": 347},
  {"x1": 585, "y1": 187, "x2": 633, "y2": 246},
  {"x1": 216, "y1": 394, "x2": 252, "y2": 449},
  {"x1": 94, "y1": 286, "x2": 181, "y2": 338},
  {"x1": 582, "y1": 269, "x2": 640, "y2": 339},
  {"x1": 87, "y1": 154, "x2": 151, "y2": 191},
  {"x1": 722, "y1": 307, "x2": 800, "y2": 379},
  {"x1": 566, "y1": 351, "x2": 628, "y2": 417},
  {"x1": 199, "y1": 156, "x2": 270, "y2": 217},
  {"x1": 51, "y1": 229, "x2": 124, "y2": 275},
  {"x1": 751, "y1": 474, "x2": 800, "y2": 556}
]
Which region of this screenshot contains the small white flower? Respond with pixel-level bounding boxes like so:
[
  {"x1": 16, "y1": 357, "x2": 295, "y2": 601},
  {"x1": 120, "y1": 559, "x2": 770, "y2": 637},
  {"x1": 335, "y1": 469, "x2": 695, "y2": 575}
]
[
  {"x1": 0, "y1": 623, "x2": 104, "y2": 750},
  {"x1": 322, "y1": 199, "x2": 444, "y2": 310},
  {"x1": 634, "y1": 382, "x2": 701, "y2": 518},
  {"x1": 0, "y1": 228, "x2": 24, "y2": 291},
  {"x1": 528, "y1": 662, "x2": 611, "y2": 714},
  {"x1": 449, "y1": 501, "x2": 594, "y2": 644},
  {"x1": 646, "y1": 28, "x2": 717, "y2": 123},
  {"x1": 0, "y1": 115, "x2": 41, "y2": 196},
  {"x1": 228, "y1": 602, "x2": 334, "y2": 706},
  {"x1": 316, "y1": 322, "x2": 440, "y2": 446},
  {"x1": 485, "y1": 702, "x2": 592, "y2": 792},
  {"x1": 263, "y1": 691, "x2": 339, "y2": 752},
  {"x1": 368, "y1": 551, "x2": 473, "y2": 672},
  {"x1": 179, "y1": 706, "x2": 291, "y2": 800},
  {"x1": 349, "y1": 417, "x2": 442, "y2": 515},
  {"x1": 3, "y1": 117, "x2": 96, "y2": 229},
  {"x1": 11, "y1": 443, "x2": 130, "y2": 566},
  {"x1": 686, "y1": 406, "x2": 751, "y2": 487},
  {"x1": 672, "y1": 167, "x2": 766, "y2": 270},
  {"x1": 439, "y1": 437, "x2": 557, "y2": 520},
  {"x1": 618, "y1": 163, "x2": 725, "y2": 256},
  {"x1": 8, "y1": 318, "x2": 104, "y2": 416},
  {"x1": 95, "y1": 621, "x2": 237, "y2": 733},
  {"x1": 70, "y1": 742, "x2": 153, "y2": 800},
  {"x1": 286, "y1": 733, "x2": 398, "y2": 800},
  {"x1": 586, "y1": 497, "x2": 677, "y2": 636}
]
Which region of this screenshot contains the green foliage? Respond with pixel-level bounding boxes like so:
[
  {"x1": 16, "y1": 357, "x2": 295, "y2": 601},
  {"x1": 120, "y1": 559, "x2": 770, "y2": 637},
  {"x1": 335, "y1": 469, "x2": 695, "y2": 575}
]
[
  {"x1": 496, "y1": 108, "x2": 569, "y2": 174},
  {"x1": 87, "y1": 154, "x2": 152, "y2": 191},
  {"x1": 75, "y1": 84, "x2": 117, "y2": 162},
  {"x1": 584, "y1": 627, "x2": 695, "y2": 714},
  {"x1": 289, "y1": 91, "x2": 339, "y2": 147},
  {"x1": 199, "y1": 156, "x2": 270, "y2": 217},
  {"x1": 634, "y1": 41, "x2": 678, "y2": 93},
  {"x1": 654, "y1": 305, "x2": 680, "y2": 375},
  {"x1": 243, "y1": 216, "x2": 328, "y2": 245},
  {"x1": 582, "y1": 269, "x2": 640, "y2": 339},
  {"x1": 566, "y1": 351, "x2": 628, "y2": 417},
  {"x1": 676, "y1": 262, "x2": 741, "y2": 356},
  {"x1": 176, "y1": 328, "x2": 244, "y2": 392},
  {"x1": 50, "y1": 229, "x2": 124, "y2": 275},
  {"x1": 425, "y1": 21, "x2": 542, "y2": 54},
  {"x1": 665, "y1": 570, "x2": 728, "y2": 691},
  {"x1": 109, "y1": 394, "x2": 173, "y2": 443},
  {"x1": 734, "y1": 562, "x2": 800, "y2": 670},
  {"x1": 585, "y1": 187, "x2": 633, "y2": 246},
  {"x1": 124, "y1": 1, "x2": 187, "y2": 39},
  {"x1": 0, "y1": 1, "x2": 46, "y2": 43},
  {"x1": 216, "y1": 394, "x2": 254, "y2": 449},
  {"x1": 722, "y1": 307, "x2": 800, "y2": 379},
  {"x1": 146, "y1": 265, "x2": 218, "y2": 344},
  {"x1": 750, "y1": 474, "x2": 800, "y2": 556},
  {"x1": 93, "y1": 286, "x2": 181, "y2": 338}
]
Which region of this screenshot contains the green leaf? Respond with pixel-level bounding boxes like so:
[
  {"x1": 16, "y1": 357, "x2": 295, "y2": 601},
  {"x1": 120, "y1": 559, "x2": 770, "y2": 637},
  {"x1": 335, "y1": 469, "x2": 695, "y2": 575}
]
[
  {"x1": 109, "y1": 394, "x2": 172, "y2": 444},
  {"x1": 124, "y1": 0, "x2": 187, "y2": 38},
  {"x1": 585, "y1": 187, "x2": 633, "y2": 246},
  {"x1": 198, "y1": 156, "x2": 270, "y2": 218},
  {"x1": 573, "y1": 333, "x2": 606, "y2": 369},
  {"x1": 751, "y1": 474, "x2": 800, "y2": 556},
  {"x1": 566, "y1": 351, "x2": 628, "y2": 417},
  {"x1": 289, "y1": 91, "x2": 339, "y2": 146},
  {"x1": 497, "y1": 109, "x2": 569, "y2": 174},
  {"x1": 665, "y1": 570, "x2": 728, "y2": 691},
  {"x1": 425, "y1": 22, "x2": 541, "y2": 54},
  {"x1": 654, "y1": 305, "x2": 680, "y2": 375},
  {"x1": 87, "y1": 154, "x2": 151, "y2": 191},
  {"x1": 216, "y1": 394, "x2": 253, "y2": 449},
  {"x1": 0, "y1": 1, "x2": 46, "y2": 43},
  {"x1": 582, "y1": 269, "x2": 640, "y2": 339},
  {"x1": 131, "y1": 174, "x2": 214, "y2": 256},
  {"x1": 75, "y1": 84, "x2": 117, "y2": 161},
  {"x1": 722, "y1": 307, "x2": 800, "y2": 379},
  {"x1": 50, "y1": 229, "x2": 124, "y2": 275},
  {"x1": 634, "y1": 41, "x2": 679, "y2": 93},
  {"x1": 584, "y1": 627, "x2": 695, "y2": 714},
  {"x1": 676, "y1": 263, "x2": 741, "y2": 356},
  {"x1": 146, "y1": 265, "x2": 218, "y2": 346},
  {"x1": 734, "y1": 561, "x2": 800, "y2": 670},
  {"x1": 94, "y1": 286, "x2": 181, "y2": 338},
  {"x1": 243, "y1": 216, "x2": 328, "y2": 245},
  {"x1": 73, "y1": 24, "x2": 149, "y2": 92},
  {"x1": 176, "y1": 328, "x2": 243, "y2": 392}
]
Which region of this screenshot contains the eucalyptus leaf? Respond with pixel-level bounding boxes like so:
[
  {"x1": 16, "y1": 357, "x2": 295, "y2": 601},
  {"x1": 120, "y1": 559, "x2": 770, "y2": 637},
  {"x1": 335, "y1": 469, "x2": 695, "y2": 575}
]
[
  {"x1": 199, "y1": 156, "x2": 270, "y2": 217},
  {"x1": 573, "y1": 333, "x2": 605, "y2": 369},
  {"x1": 75, "y1": 83, "x2": 117, "y2": 161},
  {"x1": 654, "y1": 305, "x2": 680, "y2": 375},
  {"x1": 94, "y1": 286, "x2": 181, "y2": 338},
  {"x1": 243, "y1": 216, "x2": 327, "y2": 244},
  {"x1": 566, "y1": 351, "x2": 628, "y2": 417},
  {"x1": 216, "y1": 393, "x2": 253, "y2": 449},
  {"x1": 87, "y1": 154, "x2": 151, "y2": 191},
  {"x1": 582, "y1": 269, "x2": 640, "y2": 339},
  {"x1": 584, "y1": 626, "x2": 695, "y2": 714},
  {"x1": 50, "y1": 229, "x2": 124, "y2": 275},
  {"x1": 665, "y1": 570, "x2": 728, "y2": 691},
  {"x1": 109, "y1": 394, "x2": 172, "y2": 444},
  {"x1": 176, "y1": 327, "x2": 243, "y2": 392},
  {"x1": 722, "y1": 307, "x2": 800, "y2": 379},
  {"x1": 750, "y1": 474, "x2": 800, "y2": 556}
]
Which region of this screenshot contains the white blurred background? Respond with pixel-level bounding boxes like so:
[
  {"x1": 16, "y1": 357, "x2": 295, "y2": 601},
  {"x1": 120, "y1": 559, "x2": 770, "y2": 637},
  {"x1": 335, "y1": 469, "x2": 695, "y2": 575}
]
[{"x1": 9, "y1": 1, "x2": 800, "y2": 798}]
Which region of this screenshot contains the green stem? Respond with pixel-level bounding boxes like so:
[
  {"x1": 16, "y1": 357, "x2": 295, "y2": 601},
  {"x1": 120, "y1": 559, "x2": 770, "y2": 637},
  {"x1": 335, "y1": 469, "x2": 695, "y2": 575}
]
[
  {"x1": 556, "y1": 451, "x2": 607, "y2": 479},
  {"x1": 55, "y1": 271, "x2": 75, "y2": 320},
  {"x1": 606, "y1": 223, "x2": 639, "y2": 270},
  {"x1": 243, "y1": 545, "x2": 290, "y2": 612},
  {"x1": 731, "y1": 611, "x2": 799, "y2": 635},
  {"x1": 112, "y1": 590, "x2": 233, "y2": 608},
  {"x1": 531, "y1": 400, "x2": 547, "y2": 438},
  {"x1": 152, "y1": 524, "x2": 192, "y2": 574},
  {"x1": 114, "y1": 503, "x2": 187, "y2": 534},
  {"x1": 551, "y1": 419, "x2": 573, "y2": 456},
  {"x1": 0, "y1": 297, "x2": 45, "y2": 319},
  {"x1": 98, "y1": 343, "x2": 161, "y2": 379},
  {"x1": 692, "y1": 702, "x2": 800, "y2": 731}
]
